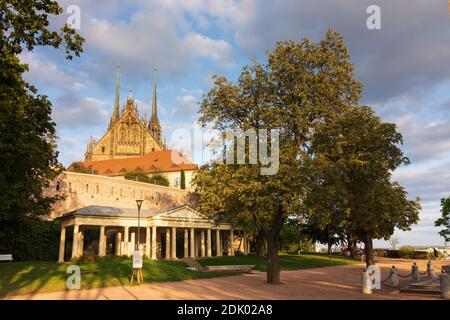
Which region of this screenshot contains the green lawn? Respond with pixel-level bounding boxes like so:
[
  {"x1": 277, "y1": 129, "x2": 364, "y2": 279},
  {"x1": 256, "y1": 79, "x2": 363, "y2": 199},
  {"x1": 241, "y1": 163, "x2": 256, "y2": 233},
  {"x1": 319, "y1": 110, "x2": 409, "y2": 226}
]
[
  {"x1": 198, "y1": 253, "x2": 361, "y2": 271},
  {"x1": 0, "y1": 258, "x2": 238, "y2": 297},
  {"x1": 0, "y1": 253, "x2": 360, "y2": 297}
]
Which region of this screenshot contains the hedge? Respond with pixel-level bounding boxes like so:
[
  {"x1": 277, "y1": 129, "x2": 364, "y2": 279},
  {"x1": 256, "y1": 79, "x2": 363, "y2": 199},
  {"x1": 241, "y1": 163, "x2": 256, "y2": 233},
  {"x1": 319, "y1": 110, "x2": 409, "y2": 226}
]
[
  {"x1": 0, "y1": 218, "x2": 61, "y2": 261},
  {"x1": 374, "y1": 249, "x2": 430, "y2": 260}
]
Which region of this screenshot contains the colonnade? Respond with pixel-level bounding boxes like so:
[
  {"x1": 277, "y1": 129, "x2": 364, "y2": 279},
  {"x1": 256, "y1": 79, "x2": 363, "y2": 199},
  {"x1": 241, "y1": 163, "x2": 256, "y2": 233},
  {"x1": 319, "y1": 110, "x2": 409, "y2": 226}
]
[{"x1": 58, "y1": 224, "x2": 246, "y2": 262}]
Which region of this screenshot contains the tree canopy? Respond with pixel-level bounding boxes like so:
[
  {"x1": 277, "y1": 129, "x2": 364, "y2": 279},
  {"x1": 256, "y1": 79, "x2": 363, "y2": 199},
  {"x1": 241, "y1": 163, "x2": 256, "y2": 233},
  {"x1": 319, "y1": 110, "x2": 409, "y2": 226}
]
[
  {"x1": 195, "y1": 29, "x2": 420, "y2": 283},
  {"x1": 0, "y1": 0, "x2": 84, "y2": 256},
  {"x1": 435, "y1": 196, "x2": 450, "y2": 242}
]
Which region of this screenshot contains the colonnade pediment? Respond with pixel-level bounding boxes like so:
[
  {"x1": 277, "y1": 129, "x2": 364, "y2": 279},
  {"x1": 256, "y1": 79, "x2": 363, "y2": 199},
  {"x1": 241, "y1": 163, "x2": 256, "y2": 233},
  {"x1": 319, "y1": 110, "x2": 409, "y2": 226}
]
[{"x1": 154, "y1": 206, "x2": 212, "y2": 222}]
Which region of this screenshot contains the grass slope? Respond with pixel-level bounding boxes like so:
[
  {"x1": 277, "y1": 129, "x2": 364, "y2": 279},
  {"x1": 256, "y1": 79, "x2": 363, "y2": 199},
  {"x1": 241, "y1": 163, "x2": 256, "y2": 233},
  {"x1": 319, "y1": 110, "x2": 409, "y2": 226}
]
[
  {"x1": 0, "y1": 258, "x2": 236, "y2": 297},
  {"x1": 0, "y1": 253, "x2": 360, "y2": 297},
  {"x1": 198, "y1": 253, "x2": 361, "y2": 271}
]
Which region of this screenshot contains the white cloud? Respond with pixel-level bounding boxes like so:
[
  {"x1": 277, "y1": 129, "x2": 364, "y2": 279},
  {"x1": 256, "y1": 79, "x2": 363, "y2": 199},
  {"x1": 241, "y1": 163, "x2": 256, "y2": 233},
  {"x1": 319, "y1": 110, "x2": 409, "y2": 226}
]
[
  {"x1": 172, "y1": 94, "x2": 199, "y2": 117},
  {"x1": 53, "y1": 96, "x2": 109, "y2": 128},
  {"x1": 19, "y1": 52, "x2": 89, "y2": 92},
  {"x1": 184, "y1": 32, "x2": 234, "y2": 66}
]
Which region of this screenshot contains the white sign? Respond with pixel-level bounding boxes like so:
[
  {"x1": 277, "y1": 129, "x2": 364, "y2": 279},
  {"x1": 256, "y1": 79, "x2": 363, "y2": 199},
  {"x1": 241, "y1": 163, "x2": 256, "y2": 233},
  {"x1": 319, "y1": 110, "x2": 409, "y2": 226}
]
[{"x1": 133, "y1": 250, "x2": 143, "y2": 269}]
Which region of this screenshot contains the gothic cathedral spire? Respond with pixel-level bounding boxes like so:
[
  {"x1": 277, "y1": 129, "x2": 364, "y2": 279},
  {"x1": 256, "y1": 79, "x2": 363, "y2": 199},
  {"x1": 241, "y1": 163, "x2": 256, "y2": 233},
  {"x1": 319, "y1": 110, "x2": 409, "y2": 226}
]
[
  {"x1": 149, "y1": 68, "x2": 162, "y2": 147},
  {"x1": 109, "y1": 65, "x2": 121, "y2": 128}
]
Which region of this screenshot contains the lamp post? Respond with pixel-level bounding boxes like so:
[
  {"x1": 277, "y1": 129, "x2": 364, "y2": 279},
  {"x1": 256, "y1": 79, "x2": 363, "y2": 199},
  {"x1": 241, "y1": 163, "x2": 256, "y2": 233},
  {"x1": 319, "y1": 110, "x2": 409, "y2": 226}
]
[{"x1": 136, "y1": 200, "x2": 144, "y2": 251}]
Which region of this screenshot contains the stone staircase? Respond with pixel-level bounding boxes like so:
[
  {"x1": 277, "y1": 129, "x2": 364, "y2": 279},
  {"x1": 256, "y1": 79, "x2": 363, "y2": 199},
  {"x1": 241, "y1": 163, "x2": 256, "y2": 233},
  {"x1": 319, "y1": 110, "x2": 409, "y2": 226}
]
[
  {"x1": 399, "y1": 279, "x2": 441, "y2": 295},
  {"x1": 182, "y1": 257, "x2": 207, "y2": 271}
]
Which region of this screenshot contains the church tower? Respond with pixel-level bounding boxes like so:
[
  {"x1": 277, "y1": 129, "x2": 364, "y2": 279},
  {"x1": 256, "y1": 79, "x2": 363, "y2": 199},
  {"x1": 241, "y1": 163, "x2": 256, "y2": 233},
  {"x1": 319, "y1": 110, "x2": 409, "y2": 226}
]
[
  {"x1": 84, "y1": 67, "x2": 164, "y2": 162},
  {"x1": 149, "y1": 68, "x2": 163, "y2": 146},
  {"x1": 109, "y1": 65, "x2": 121, "y2": 128}
]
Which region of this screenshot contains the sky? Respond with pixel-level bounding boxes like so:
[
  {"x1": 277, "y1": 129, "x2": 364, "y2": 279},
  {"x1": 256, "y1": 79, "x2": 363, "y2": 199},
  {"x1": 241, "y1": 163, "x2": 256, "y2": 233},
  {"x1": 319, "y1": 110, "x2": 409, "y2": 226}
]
[{"x1": 19, "y1": 0, "x2": 450, "y2": 247}]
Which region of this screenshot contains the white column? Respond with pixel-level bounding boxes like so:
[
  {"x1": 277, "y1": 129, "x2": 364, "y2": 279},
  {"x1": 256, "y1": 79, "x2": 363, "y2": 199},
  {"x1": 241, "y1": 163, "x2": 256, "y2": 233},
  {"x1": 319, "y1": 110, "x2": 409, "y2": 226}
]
[
  {"x1": 145, "y1": 226, "x2": 151, "y2": 258},
  {"x1": 243, "y1": 232, "x2": 248, "y2": 255},
  {"x1": 201, "y1": 231, "x2": 206, "y2": 257},
  {"x1": 130, "y1": 232, "x2": 136, "y2": 255},
  {"x1": 184, "y1": 229, "x2": 189, "y2": 257},
  {"x1": 165, "y1": 228, "x2": 171, "y2": 259},
  {"x1": 194, "y1": 232, "x2": 199, "y2": 257},
  {"x1": 116, "y1": 232, "x2": 122, "y2": 256},
  {"x1": 99, "y1": 226, "x2": 105, "y2": 257},
  {"x1": 207, "y1": 229, "x2": 212, "y2": 257},
  {"x1": 151, "y1": 226, "x2": 157, "y2": 260},
  {"x1": 78, "y1": 232, "x2": 84, "y2": 257},
  {"x1": 229, "y1": 229, "x2": 235, "y2": 256},
  {"x1": 124, "y1": 227, "x2": 129, "y2": 257},
  {"x1": 190, "y1": 228, "x2": 195, "y2": 258},
  {"x1": 171, "y1": 227, "x2": 177, "y2": 259},
  {"x1": 58, "y1": 226, "x2": 66, "y2": 263},
  {"x1": 216, "y1": 229, "x2": 222, "y2": 257},
  {"x1": 71, "y1": 224, "x2": 79, "y2": 259}
]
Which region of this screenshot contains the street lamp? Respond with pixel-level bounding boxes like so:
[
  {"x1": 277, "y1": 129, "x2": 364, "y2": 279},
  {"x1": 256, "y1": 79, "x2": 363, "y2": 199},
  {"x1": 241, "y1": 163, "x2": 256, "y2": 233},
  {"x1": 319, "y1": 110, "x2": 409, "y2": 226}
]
[{"x1": 136, "y1": 199, "x2": 144, "y2": 251}]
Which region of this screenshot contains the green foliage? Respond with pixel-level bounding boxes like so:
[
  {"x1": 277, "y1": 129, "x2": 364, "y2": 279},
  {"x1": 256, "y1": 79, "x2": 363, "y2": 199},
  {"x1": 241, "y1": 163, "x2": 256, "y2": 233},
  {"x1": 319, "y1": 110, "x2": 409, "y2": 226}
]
[
  {"x1": 198, "y1": 253, "x2": 359, "y2": 272},
  {"x1": 0, "y1": 218, "x2": 60, "y2": 261},
  {"x1": 180, "y1": 170, "x2": 186, "y2": 190},
  {"x1": 124, "y1": 170, "x2": 153, "y2": 184},
  {"x1": 280, "y1": 221, "x2": 315, "y2": 254},
  {"x1": 303, "y1": 105, "x2": 421, "y2": 266},
  {"x1": 435, "y1": 197, "x2": 450, "y2": 242},
  {"x1": 0, "y1": 0, "x2": 84, "y2": 60},
  {"x1": 124, "y1": 170, "x2": 170, "y2": 187},
  {"x1": 195, "y1": 29, "x2": 364, "y2": 283},
  {"x1": 374, "y1": 249, "x2": 429, "y2": 260},
  {"x1": 69, "y1": 162, "x2": 97, "y2": 174},
  {"x1": 148, "y1": 173, "x2": 170, "y2": 187},
  {"x1": 0, "y1": 1, "x2": 84, "y2": 256}
]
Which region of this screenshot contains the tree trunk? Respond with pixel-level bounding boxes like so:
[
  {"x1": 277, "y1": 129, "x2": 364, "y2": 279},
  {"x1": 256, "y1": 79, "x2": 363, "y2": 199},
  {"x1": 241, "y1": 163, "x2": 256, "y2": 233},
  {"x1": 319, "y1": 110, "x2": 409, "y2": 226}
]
[
  {"x1": 256, "y1": 231, "x2": 265, "y2": 257},
  {"x1": 266, "y1": 203, "x2": 285, "y2": 284},
  {"x1": 363, "y1": 233, "x2": 374, "y2": 267},
  {"x1": 266, "y1": 232, "x2": 280, "y2": 284},
  {"x1": 347, "y1": 232, "x2": 357, "y2": 258}
]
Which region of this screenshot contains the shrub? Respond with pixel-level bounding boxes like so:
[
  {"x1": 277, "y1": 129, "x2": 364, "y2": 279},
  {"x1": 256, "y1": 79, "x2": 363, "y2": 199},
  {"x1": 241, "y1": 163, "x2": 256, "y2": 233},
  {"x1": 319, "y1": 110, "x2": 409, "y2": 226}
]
[
  {"x1": 124, "y1": 170, "x2": 170, "y2": 187},
  {"x1": 374, "y1": 248, "x2": 429, "y2": 259},
  {"x1": 69, "y1": 162, "x2": 97, "y2": 174},
  {"x1": 0, "y1": 218, "x2": 60, "y2": 261}
]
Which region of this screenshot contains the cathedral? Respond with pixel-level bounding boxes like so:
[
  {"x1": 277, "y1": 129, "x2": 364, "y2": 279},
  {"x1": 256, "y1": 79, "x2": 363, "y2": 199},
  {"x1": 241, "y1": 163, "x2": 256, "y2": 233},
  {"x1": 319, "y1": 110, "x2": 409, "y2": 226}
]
[
  {"x1": 84, "y1": 67, "x2": 166, "y2": 162},
  {"x1": 51, "y1": 68, "x2": 247, "y2": 263}
]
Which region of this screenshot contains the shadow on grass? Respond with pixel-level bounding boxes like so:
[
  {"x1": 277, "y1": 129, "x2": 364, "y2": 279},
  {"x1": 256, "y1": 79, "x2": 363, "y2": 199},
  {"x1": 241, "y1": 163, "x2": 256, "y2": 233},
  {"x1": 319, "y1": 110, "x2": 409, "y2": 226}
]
[
  {"x1": 0, "y1": 257, "x2": 240, "y2": 298},
  {"x1": 197, "y1": 253, "x2": 361, "y2": 272}
]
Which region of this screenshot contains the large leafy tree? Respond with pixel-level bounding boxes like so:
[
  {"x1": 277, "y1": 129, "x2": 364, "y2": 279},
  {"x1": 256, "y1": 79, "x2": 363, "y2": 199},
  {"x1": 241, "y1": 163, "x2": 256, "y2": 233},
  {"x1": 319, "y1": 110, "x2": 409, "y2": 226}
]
[
  {"x1": 195, "y1": 29, "x2": 362, "y2": 283},
  {"x1": 435, "y1": 197, "x2": 450, "y2": 242},
  {"x1": 0, "y1": 0, "x2": 84, "y2": 254},
  {"x1": 306, "y1": 106, "x2": 421, "y2": 266}
]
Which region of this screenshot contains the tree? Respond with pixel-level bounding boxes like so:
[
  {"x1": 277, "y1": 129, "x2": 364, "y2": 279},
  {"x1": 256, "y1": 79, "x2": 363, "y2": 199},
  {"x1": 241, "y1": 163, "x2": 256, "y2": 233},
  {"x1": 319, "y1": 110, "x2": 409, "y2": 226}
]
[
  {"x1": 435, "y1": 197, "x2": 450, "y2": 242},
  {"x1": 69, "y1": 162, "x2": 97, "y2": 175},
  {"x1": 388, "y1": 236, "x2": 400, "y2": 250},
  {"x1": 195, "y1": 29, "x2": 363, "y2": 283},
  {"x1": 305, "y1": 106, "x2": 421, "y2": 266},
  {"x1": 124, "y1": 170, "x2": 170, "y2": 187},
  {"x1": 0, "y1": 1, "x2": 84, "y2": 254},
  {"x1": 180, "y1": 170, "x2": 186, "y2": 190},
  {"x1": 0, "y1": 1, "x2": 84, "y2": 60},
  {"x1": 148, "y1": 173, "x2": 170, "y2": 187}
]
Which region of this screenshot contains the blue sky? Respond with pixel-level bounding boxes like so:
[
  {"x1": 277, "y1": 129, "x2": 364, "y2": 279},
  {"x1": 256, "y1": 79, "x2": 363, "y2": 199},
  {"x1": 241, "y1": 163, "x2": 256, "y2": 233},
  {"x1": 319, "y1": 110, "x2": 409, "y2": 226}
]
[{"x1": 20, "y1": 0, "x2": 450, "y2": 247}]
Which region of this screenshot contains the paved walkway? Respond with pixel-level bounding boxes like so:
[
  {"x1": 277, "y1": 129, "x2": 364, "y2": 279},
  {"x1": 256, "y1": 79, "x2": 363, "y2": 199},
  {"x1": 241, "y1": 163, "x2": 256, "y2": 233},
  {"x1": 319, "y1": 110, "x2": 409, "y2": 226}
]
[{"x1": 3, "y1": 258, "x2": 448, "y2": 300}]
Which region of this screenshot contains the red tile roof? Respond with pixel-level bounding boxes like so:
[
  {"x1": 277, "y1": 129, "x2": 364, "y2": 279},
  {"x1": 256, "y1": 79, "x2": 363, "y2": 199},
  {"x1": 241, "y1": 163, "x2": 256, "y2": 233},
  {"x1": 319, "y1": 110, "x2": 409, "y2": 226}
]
[{"x1": 71, "y1": 150, "x2": 197, "y2": 176}]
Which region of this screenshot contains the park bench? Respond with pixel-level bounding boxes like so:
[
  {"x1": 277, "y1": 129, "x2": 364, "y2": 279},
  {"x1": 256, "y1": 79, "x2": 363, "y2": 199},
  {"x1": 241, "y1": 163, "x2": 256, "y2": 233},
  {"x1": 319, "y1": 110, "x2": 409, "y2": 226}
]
[{"x1": 0, "y1": 254, "x2": 13, "y2": 262}]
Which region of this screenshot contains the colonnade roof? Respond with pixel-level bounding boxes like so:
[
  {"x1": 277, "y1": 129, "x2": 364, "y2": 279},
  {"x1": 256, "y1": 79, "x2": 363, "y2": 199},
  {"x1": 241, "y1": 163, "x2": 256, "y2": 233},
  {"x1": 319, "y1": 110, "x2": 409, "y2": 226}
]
[{"x1": 56, "y1": 205, "x2": 191, "y2": 220}]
